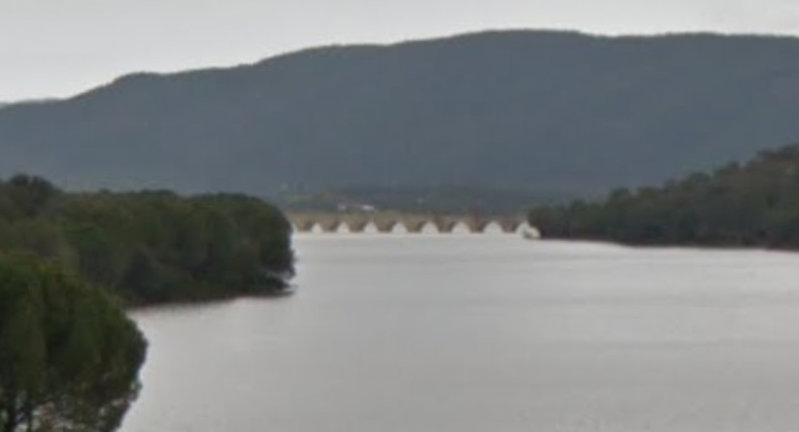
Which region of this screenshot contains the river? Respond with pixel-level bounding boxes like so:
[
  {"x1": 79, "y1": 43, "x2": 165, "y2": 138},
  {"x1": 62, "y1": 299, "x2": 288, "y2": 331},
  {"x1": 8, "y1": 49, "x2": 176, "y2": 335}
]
[{"x1": 122, "y1": 234, "x2": 799, "y2": 432}]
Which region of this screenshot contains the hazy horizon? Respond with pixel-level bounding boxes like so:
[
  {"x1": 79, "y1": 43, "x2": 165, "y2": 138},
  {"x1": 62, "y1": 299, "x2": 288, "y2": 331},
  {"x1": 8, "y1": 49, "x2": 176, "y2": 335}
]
[{"x1": 3, "y1": 0, "x2": 799, "y2": 102}]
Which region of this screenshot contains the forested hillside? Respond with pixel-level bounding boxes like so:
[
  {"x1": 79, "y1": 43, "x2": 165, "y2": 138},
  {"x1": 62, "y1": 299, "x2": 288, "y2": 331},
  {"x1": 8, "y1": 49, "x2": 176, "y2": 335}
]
[
  {"x1": 529, "y1": 144, "x2": 799, "y2": 248},
  {"x1": 2, "y1": 31, "x2": 799, "y2": 198},
  {"x1": 0, "y1": 175, "x2": 294, "y2": 304}
]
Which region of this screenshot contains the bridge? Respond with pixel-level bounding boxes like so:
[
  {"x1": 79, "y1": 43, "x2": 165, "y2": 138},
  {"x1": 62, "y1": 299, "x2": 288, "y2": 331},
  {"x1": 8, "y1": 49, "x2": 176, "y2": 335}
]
[{"x1": 287, "y1": 211, "x2": 538, "y2": 235}]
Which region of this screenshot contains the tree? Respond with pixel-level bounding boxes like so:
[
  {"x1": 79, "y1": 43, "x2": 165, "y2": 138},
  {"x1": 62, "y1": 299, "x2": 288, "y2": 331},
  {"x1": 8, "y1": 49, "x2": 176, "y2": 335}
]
[
  {"x1": 0, "y1": 177, "x2": 295, "y2": 304},
  {"x1": 0, "y1": 253, "x2": 147, "y2": 432},
  {"x1": 528, "y1": 143, "x2": 799, "y2": 250},
  {"x1": 65, "y1": 224, "x2": 121, "y2": 288},
  {"x1": 4, "y1": 175, "x2": 58, "y2": 219},
  {"x1": 121, "y1": 248, "x2": 163, "y2": 302}
]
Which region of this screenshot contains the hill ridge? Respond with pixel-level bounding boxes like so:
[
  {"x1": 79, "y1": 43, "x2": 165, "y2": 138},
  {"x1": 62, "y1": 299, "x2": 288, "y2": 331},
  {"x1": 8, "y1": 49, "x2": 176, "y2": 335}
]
[{"x1": 2, "y1": 30, "x2": 799, "y2": 202}]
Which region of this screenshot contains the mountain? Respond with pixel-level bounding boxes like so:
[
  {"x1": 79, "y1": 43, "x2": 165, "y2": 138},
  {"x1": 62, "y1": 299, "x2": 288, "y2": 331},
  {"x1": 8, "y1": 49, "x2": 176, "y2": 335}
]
[
  {"x1": 2, "y1": 30, "x2": 799, "y2": 199},
  {"x1": 0, "y1": 99, "x2": 56, "y2": 108}
]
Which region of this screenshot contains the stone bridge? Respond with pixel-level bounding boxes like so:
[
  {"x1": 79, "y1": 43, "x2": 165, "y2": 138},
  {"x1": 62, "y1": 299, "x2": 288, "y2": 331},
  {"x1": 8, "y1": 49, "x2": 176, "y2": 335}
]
[{"x1": 287, "y1": 212, "x2": 538, "y2": 235}]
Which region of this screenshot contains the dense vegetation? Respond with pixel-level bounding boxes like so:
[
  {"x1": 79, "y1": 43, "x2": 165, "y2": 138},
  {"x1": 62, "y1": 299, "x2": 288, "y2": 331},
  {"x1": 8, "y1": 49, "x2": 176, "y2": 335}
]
[
  {"x1": 3, "y1": 32, "x2": 799, "y2": 200},
  {"x1": 529, "y1": 144, "x2": 799, "y2": 248},
  {"x1": 0, "y1": 175, "x2": 294, "y2": 305},
  {"x1": 0, "y1": 253, "x2": 146, "y2": 432}
]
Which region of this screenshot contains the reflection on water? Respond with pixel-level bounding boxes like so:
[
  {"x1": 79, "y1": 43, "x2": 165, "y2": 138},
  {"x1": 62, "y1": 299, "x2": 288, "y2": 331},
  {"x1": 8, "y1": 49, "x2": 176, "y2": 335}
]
[{"x1": 123, "y1": 236, "x2": 799, "y2": 432}]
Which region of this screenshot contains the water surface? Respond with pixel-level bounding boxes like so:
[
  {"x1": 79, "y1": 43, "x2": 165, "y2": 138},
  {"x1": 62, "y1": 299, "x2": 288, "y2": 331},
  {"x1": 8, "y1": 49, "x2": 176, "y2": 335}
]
[{"x1": 123, "y1": 235, "x2": 799, "y2": 432}]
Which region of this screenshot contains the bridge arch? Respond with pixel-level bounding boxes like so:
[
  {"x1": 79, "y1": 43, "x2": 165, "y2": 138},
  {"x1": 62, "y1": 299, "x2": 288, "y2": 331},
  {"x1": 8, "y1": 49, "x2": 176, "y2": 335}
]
[
  {"x1": 500, "y1": 219, "x2": 524, "y2": 233},
  {"x1": 293, "y1": 220, "x2": 316, "y2": 233},
  {"x1": 375, "y1": 219, "x2": 399, "y2": 233},
  {"x1": 403, "y1": 219, "x2": 433, "y2": 233},
  {"x1": 319, "y1": 219, "x2": 342, "y2": 233},
  {"x1": 433, "y1": 219, "x2": 458, "y2": 233},
  {"x1": 465, "y1": 219, "x2": 493, "y2": 233},
  {"x1": 345, "y1": 219, "x2": 370, "y2": 233},
  {"x1": 287, "y1": 212, "x2": 533, "y2": 236}
]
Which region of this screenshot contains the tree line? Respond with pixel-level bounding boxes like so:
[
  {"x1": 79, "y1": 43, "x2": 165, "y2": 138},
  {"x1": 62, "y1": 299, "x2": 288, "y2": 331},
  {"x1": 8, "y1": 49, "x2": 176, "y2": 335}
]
[
  {"x1": 529, "y1": 144, "x2": 799, "y2": 248},
  {"x1": 0, "y1": 175, "x2": 295, "y2": 305}
]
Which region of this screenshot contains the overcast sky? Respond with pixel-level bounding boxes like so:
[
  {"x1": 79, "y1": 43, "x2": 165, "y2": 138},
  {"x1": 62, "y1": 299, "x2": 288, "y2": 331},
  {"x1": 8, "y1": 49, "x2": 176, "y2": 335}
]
[{"x1": 2, "y1": 0, "x2": 799, "y2": 101}]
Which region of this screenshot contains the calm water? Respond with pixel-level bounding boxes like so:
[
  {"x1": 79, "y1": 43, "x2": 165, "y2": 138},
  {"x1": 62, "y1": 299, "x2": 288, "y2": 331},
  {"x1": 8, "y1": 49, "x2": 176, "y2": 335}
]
[{"x1": 123, "y1": 235, "x2": 799, "y2": 432}]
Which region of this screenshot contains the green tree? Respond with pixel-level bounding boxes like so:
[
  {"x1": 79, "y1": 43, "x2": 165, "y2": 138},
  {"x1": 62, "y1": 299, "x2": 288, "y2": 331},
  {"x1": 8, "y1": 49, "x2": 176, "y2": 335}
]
[
  {"x1": 529, "y1": 143, "x2": 799, "y2": 250},
  {"x1": 0, "y1": 176, "x2": 295, "y2": 305},
  {"x1": 4, "y1": 175, "x2": 58, "y2": 219},
  {"x1": 65, "y1": 224, "x2": 121, "y2": 288},
  {"x1": 0, "y1": 253, "x2": 147, "y2": 432}
]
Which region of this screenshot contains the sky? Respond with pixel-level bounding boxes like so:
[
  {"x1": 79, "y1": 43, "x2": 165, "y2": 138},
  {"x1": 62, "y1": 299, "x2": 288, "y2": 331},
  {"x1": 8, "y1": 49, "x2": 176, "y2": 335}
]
[{"x1": 2, "y1": 0, "x2": 799, "y2": 101}]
